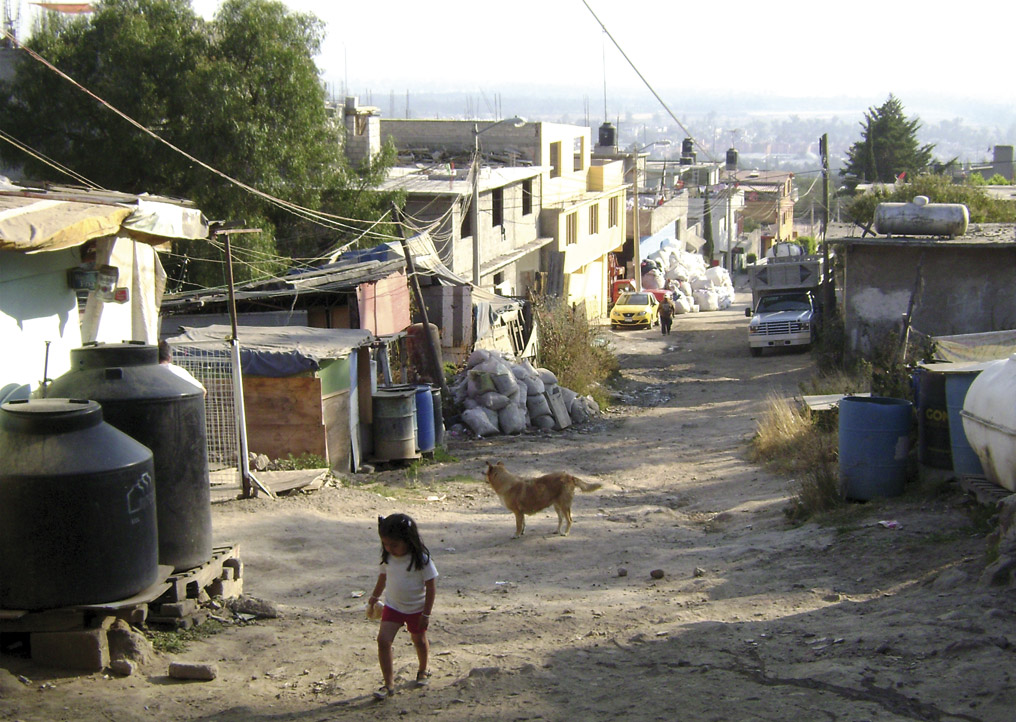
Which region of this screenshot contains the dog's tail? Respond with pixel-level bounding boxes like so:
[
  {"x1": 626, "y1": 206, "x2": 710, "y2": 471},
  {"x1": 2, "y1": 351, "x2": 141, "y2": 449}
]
[{"x1": 570, "y1": 476, "x2": 602, "y2": 493}]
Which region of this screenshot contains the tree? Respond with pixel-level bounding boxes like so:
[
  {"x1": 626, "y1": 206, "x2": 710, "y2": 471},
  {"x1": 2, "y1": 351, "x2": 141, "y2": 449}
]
[
  {"x1": 842, "y1": 95, "x2": 935, "y2": 187},
  {"x1": 0, "y1": 0, "x2": 401, "y2": 288},
  {"x1": 702, "y1": 186, "x2": 714, "y2": 263}
]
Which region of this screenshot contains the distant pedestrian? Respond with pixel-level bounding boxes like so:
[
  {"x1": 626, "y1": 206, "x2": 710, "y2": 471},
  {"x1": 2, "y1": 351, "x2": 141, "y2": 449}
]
[
  {"x1": 368, "y1": 513, "x2": 438, "y2": 700},
  {"x1": 659, "y1": 296, "x2": 676, "y2": 335}
]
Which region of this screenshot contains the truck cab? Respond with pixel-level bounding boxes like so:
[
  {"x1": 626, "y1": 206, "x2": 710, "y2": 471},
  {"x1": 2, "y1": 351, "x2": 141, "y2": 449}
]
[{"x1": 745, "y1": 290, "x2": 818, "y2": 356}]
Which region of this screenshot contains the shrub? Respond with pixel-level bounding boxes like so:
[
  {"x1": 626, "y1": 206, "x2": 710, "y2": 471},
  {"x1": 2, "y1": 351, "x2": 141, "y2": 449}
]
[{"x1": 531, "y1": 294, "x2": 618, "y2": 408}]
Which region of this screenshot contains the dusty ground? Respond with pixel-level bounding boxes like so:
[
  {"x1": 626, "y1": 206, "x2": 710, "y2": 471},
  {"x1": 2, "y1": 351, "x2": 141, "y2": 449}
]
[{"x1": 3, "y1": 286, "x2": 1015, "y2": 722}]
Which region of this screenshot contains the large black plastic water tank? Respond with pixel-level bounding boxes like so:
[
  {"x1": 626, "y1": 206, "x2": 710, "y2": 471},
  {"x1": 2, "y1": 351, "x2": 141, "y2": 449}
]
[
  {"x1": 0, "y1": 399, "x2": 159, "y2": 610},
  {"x1": 598, "y1": 122, "x2": 616, "y2": 148},
  {"x1": 47, "y1": 342, "x2": 212, "y2": 571}
]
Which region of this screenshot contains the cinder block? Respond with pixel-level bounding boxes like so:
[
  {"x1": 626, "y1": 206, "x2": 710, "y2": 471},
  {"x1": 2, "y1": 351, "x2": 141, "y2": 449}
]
[
  {"x1": 207, "y1": 577, "x2": 243, "y2": 599},
  {"x1": 31, "y1": 629, "x2": 109, "y2": 671},
  {"x1": 160, "y1": 600, "x2": 198, "y2": 618},
  {"x1": 222, "y1": 557, "x2": 243, "y2": 580}
]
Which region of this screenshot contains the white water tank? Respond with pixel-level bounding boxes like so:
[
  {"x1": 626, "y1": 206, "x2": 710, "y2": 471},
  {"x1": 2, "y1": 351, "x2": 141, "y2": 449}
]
[
  {"x1": 874, "y1": 196, "x2": 969, "y2": 238},
  {"x1": 962, "y1": 353, "x2": 1016, "y2": 491}
]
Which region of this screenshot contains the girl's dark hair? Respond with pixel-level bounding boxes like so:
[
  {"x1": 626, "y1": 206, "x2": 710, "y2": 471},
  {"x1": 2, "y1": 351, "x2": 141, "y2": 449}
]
[{"x1": 378, "y1": 513, "x2": 430, "y2": 571}]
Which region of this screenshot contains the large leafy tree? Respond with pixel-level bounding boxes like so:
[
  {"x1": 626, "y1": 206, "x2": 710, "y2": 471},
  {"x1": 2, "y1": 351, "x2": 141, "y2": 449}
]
[
  {"x1": 0, "y1": 0, "x2": 400, "y2": 288},
  {"x1": 843, "y1": 95, "x2": 935, "y2": 187}
]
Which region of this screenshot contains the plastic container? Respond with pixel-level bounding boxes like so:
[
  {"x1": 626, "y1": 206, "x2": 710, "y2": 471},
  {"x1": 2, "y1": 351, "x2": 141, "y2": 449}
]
[
  {"x1": 941, "y1": 363, "x2": 988, "y2": 477},
  {"x1": 961, "y1": 354, "x2": 1016, "y2": 491},
  {"x1": 372, "y1": 386, "x2": 419, "y2": 461},
  {"x1": 914, "y1": 366, "x2": 952, "y2": 470},
  {"x1": 839, "y1": 396, "x2": 913, "y2": 500},
  {"x1": 0, "y1": 399, "x2": 159, "y2": 610},
  {"x1": 431, "y1": 385, "x2": 444, "y2": 449},
  {"x1": 415, "y1": 385, "x2": 435, "y2": 453},
  {"x1": 46, "y1": 342, "x2": 212, "y2": 571}
]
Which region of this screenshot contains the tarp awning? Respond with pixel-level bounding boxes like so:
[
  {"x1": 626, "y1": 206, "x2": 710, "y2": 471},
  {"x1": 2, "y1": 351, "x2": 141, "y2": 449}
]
[
  {"x1": 169, "y1": 324, "x2": 373, "y2": 377},
  {"x1": 0, "y1": 195, "x2": 133, "y2": 253},
  {"x1": 931, "y1": 329, "x2": 1016, "y2": 363}
]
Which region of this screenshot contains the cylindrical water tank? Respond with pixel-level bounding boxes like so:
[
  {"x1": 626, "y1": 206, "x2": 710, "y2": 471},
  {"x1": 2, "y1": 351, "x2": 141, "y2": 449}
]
[
  {"x1": 681, "y1": 138, "x2": 694, "y2": 156},
  {"x1": 962, "y1": 354, "x2": 1016, "y2": 492},
  {"x1": 598, "y1": 122, "x2": 616, "y2": 148},
  {"x1": 0, "y1": 399, "x2": 159, "y2": 610},
  {"x1": 725, "y1": 147, "x2": 738, "y2": 171},
  {"x1": 46, "y1": 342, "x2": 212, "y2": 572},
  {"x1": 874, "y1": 196, "x2": 969, "y2": 238}
]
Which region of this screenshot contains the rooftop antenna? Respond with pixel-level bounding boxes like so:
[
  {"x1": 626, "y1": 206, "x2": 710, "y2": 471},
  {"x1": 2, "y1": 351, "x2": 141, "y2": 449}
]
[
  {"x1": 2, "y1": 0, "x2": 20, "y2": 48},
  {"x1": 601, "y1": 30, "x2": 608, "y2": 121}
]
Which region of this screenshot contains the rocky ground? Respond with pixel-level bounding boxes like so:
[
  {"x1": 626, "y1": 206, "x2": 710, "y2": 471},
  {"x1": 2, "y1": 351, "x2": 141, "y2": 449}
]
[{"x1": 2, "y1": 287, "x2": 1014, "y2": 722}]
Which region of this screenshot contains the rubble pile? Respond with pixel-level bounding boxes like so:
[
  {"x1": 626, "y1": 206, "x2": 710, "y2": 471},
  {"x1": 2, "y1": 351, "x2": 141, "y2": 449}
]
[
  {"x1": 451, "y1": 349, "x2": 600, "y2": 437},
  {"x1": 642, "y1": 240, "x2": 735, "y2": 313}
]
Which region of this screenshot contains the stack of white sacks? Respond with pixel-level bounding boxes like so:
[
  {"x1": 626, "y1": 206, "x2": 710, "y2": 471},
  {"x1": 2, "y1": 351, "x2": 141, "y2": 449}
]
[
  {"x1": 453, "y1": 349, "x2": 600, "y2": 437},
  {"x1": 642, "y1": 239, "x2": 735, "y2": 313}
]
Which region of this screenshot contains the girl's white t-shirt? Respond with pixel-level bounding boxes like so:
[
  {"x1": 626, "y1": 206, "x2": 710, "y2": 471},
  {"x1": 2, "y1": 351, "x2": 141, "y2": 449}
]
[{"x1": 381, "y1": 554, "x2": 438, "y2": 614}]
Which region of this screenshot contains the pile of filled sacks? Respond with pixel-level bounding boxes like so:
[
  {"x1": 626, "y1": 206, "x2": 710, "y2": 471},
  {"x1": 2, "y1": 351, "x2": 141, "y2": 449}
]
[
  {"x1": 642, "y1": 240, "x2": 735, "y2": 313},
  {"x1": 451, "y1": 349, "x2": 600, "y2": 437}
]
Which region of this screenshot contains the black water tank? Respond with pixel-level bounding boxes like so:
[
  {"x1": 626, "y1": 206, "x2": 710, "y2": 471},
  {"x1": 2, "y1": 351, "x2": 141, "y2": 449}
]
[
  {"x1": 598, "y1": 122, "x2": 616, "y2": 148},
  {"x1": 47, "y1": 342, "x2": 212, "y2": 571},
  {"x1": 682, "y1": 138, "x2": 695, "y2": 156},
  {"x1": 726, "y1": 147, "x2": 739, "y2": 171},
  {"x1": 0, "y1": 399, "x2": 158, "y2": 610}
]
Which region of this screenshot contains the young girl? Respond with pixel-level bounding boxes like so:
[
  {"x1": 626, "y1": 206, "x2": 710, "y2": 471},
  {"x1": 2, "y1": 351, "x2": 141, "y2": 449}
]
[{"x1": 368, "y1": 513, "x2": 438, "y2": 700}]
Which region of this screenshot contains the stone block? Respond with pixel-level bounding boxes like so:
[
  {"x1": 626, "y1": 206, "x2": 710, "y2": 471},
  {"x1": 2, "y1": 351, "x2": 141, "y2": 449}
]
[{"x1": 31, "y1": 629, "x2": 109, "y2": 671}]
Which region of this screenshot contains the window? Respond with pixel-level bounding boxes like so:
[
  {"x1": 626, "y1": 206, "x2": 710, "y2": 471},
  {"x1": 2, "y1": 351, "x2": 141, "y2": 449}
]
[
  {"x1": 461, "y1": 198, "x2": 472, "y2": 238},
  {"x1": 573, "y1": 136, "x2": 585, "y2": 172},
  {"x1": 522, "y1": 179, "x2": 533, "y2": 216},
  {"x1": 566, "y1": 212, "x2": 577, "y2": 244},
  {"x1": 492, "y1": 188, "x2": 504, "y2": 227},
  {"x1": 608, "y1": 196, "x2": 618, "y2": 228},
  {"x1": 550, "y1": 141, "x2": 561, "y2": 178},
  {"x1": 589, "y1": 203, "x2": 599, "y2": 235}
]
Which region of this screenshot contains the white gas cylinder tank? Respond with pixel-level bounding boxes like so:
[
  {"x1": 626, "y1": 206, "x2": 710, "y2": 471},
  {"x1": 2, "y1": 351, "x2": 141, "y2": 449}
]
[{"x1": 962, "y1": 353, "x2": 1016, "y2": 491}]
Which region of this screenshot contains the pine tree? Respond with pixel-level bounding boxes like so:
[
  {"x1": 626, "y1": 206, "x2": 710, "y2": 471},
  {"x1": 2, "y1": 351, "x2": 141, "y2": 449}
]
[{"x1": 843, "y1": 95, "x2": 935, "y2": 186}]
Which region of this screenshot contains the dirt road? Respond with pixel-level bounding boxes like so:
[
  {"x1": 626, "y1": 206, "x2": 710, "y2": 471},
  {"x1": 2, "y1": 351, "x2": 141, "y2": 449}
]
[{"x1": 3, "y1": 288, "x2": 1013, "y2": 722}]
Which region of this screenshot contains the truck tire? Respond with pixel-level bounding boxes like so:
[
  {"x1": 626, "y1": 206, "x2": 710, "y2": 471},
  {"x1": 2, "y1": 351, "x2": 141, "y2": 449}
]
[{"x1": 749, "y1": 346, "x2": 762, "y2": 357}]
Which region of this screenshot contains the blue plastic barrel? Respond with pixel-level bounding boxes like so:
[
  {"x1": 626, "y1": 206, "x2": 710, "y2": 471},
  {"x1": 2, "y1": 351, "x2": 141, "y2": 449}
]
[
  {"x1": 839, "y1": 396, "x2": 913, "y2": 500},
  {"x1": 430, "y1": 385, "x2": 444, "y2": 449},
  {"x1": 415, "y1": 385, "x2": 435, "y2": 453},
  {"x1": 944, "y1": 369, "x2": 985, "y2": 476}
]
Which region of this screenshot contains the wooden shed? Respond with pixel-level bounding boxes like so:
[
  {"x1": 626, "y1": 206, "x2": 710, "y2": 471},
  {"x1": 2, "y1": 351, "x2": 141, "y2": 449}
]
[{"x1": 169, "y1": 325, "x2": 373, "y2": 473}]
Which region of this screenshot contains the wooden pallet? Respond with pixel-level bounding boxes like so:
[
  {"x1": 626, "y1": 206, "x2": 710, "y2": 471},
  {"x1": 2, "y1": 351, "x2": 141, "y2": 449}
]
[
  {"x1": 958, "y1": 475, "x2": 1014, "y2": 506},
  {"x1": 146, "y1": 544, "x2": 243, "y2": 628}
]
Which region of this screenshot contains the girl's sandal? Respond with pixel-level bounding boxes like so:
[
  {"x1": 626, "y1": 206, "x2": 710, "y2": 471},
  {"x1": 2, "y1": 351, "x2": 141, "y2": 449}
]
[
  {"x1": 373, "y1": 685, "x2": 394, "y2": 700},
  {"x1": 415, "y1": 671, "x2": 431, "y2": 687}
]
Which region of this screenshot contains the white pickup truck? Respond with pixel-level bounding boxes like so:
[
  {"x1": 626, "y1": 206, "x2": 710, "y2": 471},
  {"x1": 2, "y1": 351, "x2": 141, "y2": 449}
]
[
  {"x1": 745, "y1": 290, "x2": 818, "y2": 356},
  {"x1": 745, "y1": 253, "x2": 824, "y2": 357}
]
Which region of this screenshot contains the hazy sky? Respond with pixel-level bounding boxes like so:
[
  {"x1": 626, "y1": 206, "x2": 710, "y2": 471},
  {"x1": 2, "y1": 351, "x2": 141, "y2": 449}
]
[{"x1": 183, "y1": 0, "x2": 1014, "y2": 108}]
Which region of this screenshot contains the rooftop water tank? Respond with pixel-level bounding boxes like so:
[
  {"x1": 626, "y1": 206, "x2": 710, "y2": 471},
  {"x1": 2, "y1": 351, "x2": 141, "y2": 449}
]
[
  {"x1": 874, "y1": 196, "x2": 969, "y2": 238},
  {"x1": 725, "y1": 147, "x2": 738, "y2": 171},
  {"x1": 598, "y1": 122, "x2": 616, "y2": 148}
]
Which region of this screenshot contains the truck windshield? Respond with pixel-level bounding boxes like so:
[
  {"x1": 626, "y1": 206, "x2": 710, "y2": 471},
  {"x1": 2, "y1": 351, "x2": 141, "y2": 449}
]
[
  {"x1": 617, "y1": 293, "x2": 650, "y2": 306},
  {"x1": 757, "y1": 295, "x2": 811, "y2": 312}
]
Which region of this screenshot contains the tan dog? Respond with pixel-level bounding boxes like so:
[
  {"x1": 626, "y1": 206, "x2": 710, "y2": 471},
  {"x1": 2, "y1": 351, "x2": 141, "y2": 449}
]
[{"x1": 485, "y1": 461, "x2": 602, "y2": 538}]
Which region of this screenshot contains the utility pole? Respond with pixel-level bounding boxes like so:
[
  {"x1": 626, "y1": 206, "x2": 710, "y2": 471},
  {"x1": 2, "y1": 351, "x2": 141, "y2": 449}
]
[{"x1": 820, "y1": 133, "x2": 834, "y2": 313}]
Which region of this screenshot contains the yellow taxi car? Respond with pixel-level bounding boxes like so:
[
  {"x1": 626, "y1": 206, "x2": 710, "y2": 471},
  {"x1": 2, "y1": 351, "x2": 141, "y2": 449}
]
[{"x1": 609, "y1": 291, "x2": 659, "y2": 329}]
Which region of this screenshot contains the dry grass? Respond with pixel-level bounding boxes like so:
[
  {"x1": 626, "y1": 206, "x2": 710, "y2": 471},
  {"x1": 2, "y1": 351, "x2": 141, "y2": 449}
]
[{"x1": 750, "y1": 393, "x2": 843, "y2": 521}]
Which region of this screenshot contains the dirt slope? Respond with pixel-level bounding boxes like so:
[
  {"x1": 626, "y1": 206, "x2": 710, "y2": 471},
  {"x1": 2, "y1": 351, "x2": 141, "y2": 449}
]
[{"x1": 2, "y1": 288, "x2": 1013, "y2": 722}]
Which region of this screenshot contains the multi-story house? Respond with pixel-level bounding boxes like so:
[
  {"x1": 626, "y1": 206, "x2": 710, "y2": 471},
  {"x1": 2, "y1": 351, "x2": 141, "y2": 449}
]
[
  {"x1": 376, "y1": 113, "x2": 627, "y2": 319},
  {"x1": 731, "y1": 169, "x2": 795, "y2": 254}
]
